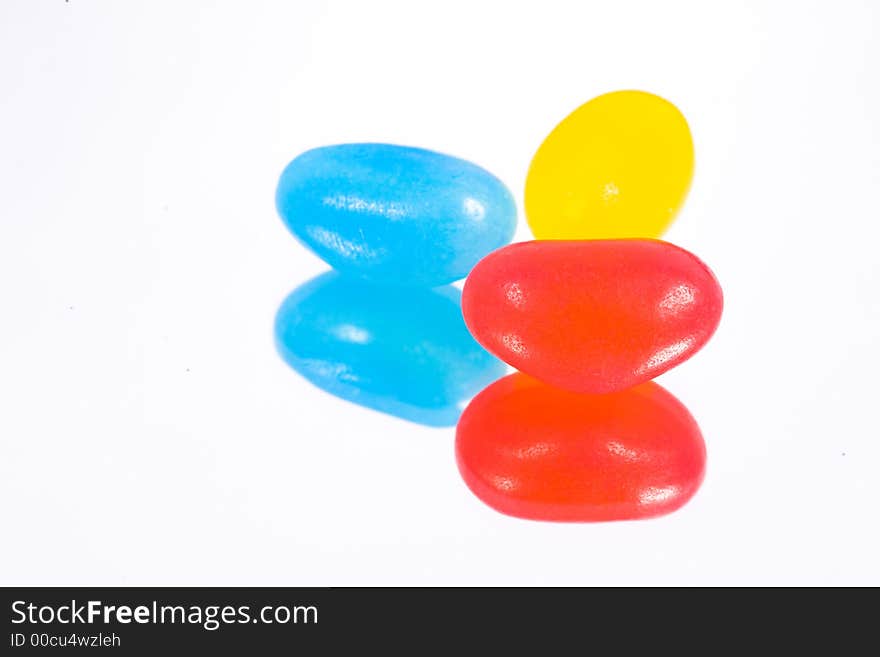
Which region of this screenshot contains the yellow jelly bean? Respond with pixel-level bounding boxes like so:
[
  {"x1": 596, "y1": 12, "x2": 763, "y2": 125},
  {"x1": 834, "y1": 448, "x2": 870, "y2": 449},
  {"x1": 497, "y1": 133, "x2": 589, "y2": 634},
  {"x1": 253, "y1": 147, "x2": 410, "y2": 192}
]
[{"x1": 525, "y1": 90, "x2": 694, "y2": 240}]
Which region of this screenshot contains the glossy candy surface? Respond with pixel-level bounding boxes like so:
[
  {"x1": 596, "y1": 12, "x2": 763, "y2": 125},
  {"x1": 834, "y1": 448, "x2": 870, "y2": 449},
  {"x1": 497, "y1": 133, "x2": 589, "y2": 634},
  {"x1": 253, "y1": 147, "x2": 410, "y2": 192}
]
[
  {"x1": 276, "y1": 143, "x2": 517, "y2": 286},
  {"x1": 462, "y1": 239, "x2": 723, "y2": 394},
  {"x1": 275, "y1": 271, "x2": 506, "y2": 427},
  {"x1": 456, "y1": 374, "x2": 706, "y2": 522},
  {"x1": 525, "y1": 90, "x2": 694, "y2": 239}
]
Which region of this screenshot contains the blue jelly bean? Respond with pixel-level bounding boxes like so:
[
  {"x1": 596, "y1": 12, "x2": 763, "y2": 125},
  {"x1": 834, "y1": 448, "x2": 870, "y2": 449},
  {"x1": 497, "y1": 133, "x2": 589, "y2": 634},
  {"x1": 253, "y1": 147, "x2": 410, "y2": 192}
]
[
  {"x1": 275, "y1": 143, "x2": 517, "y2": 286},
  {"x1": 274, "y1": 271, "x2": 507, "y2": 427}
]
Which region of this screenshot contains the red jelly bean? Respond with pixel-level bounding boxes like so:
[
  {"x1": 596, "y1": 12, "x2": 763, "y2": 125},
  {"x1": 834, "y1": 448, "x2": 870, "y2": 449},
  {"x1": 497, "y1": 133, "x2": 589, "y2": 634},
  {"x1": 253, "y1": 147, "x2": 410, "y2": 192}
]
[
  {"x1": 462, "y1": 239, "x2": 723, "y2": 393},
  {"x1": 455, "y1": 373, "x2": 706, "y2": 522}
]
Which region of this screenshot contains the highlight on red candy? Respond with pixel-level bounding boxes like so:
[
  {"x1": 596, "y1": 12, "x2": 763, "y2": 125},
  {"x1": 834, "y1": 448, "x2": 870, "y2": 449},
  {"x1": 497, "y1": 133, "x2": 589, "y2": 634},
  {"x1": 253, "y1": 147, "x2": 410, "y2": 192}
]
[
  {"x1": 455, "y1": 373, "x2": 707, "y2": 522},
  {"x1": 461, "y1": 239, "x2": 723, "y2": 394}
]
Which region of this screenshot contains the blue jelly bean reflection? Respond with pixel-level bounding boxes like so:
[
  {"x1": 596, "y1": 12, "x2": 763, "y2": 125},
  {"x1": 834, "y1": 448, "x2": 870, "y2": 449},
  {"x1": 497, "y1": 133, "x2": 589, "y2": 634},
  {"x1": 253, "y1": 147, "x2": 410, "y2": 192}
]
[{"x1": 274, "y1": 271, "x2": 507, "y2": 427}]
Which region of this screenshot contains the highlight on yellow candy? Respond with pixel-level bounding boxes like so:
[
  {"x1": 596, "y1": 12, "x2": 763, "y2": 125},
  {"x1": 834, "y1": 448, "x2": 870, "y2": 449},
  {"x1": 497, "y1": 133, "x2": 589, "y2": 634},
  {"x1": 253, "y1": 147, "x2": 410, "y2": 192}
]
[{"x1": 524, "y1": 90, "x2": 694, "y2": 240}]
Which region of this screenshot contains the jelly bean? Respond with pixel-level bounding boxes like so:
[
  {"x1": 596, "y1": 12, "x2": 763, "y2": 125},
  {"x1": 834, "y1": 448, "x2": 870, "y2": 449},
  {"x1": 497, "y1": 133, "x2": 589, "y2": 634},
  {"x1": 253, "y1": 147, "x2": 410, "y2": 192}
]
[
  {"x1": 274, "y1": 271, "x2": 506, "y2": 427},
  {"x1": 456, "y1": 373, "x2": 706, "y2": 522},
  {"x1": 462, "y1": 240, "x2": 722, "y2": 394},
  {"x1": 525, "y1": 90, "x2": 694, "y2": 239},
  {"x1": 276, "y1": 143, "x2": 517, "y2": 286}
]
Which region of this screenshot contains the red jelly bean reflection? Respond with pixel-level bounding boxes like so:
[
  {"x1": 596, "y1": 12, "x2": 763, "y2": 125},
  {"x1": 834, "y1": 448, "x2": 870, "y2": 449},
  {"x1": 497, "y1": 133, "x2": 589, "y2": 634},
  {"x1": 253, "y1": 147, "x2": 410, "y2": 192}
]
[
  {"x1": 455, "y1": 373, "x2": 706, "y2": 522},
  {"x1": 461, "y1": 239, "x2": 723, "y2": 394}
]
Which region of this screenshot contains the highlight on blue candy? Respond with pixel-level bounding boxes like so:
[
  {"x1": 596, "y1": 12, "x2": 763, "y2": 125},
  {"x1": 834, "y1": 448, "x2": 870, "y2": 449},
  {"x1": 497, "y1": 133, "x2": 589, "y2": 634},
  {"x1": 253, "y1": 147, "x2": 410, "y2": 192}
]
[
  {"x1": 274, "y1": 271, "x2": 507, "y2": 427},
  {"x1": 275, "y1": 143, "x2": 517, "y2": 286}
]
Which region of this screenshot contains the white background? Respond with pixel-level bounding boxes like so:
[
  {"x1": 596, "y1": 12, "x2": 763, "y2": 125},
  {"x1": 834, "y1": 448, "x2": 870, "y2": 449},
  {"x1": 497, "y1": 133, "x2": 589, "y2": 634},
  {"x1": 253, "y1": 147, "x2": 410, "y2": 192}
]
[{"x1": 1, "y1": 0, "x2": 878, "y2": 586}]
